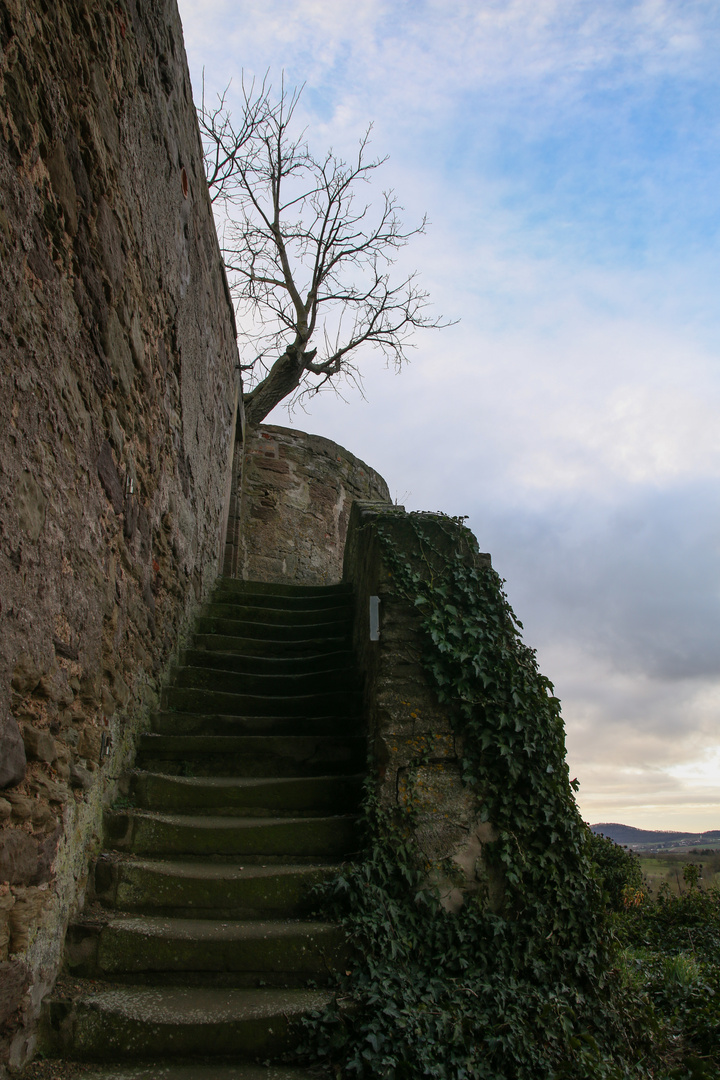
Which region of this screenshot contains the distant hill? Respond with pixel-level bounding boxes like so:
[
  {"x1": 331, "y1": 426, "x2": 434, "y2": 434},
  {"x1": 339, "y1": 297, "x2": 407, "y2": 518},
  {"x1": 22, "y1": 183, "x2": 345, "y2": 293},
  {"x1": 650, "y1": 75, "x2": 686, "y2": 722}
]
[{"x1": 591, "y1": 823, "x2": 720, "y2": 850}]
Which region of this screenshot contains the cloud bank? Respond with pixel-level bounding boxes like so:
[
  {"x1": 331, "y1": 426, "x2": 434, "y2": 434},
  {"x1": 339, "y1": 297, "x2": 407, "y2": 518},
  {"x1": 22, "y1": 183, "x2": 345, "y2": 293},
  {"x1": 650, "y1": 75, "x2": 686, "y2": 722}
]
[{"x1": 178, "y1": 0, "x2": 720, "y2": 829}]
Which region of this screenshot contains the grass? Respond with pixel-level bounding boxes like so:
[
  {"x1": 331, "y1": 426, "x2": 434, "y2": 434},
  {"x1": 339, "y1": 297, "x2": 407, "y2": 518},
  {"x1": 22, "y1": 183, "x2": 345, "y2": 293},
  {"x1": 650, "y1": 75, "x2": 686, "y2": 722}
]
[{"x1": 639, "y1": 851, "x2": 720, "y2": 897}]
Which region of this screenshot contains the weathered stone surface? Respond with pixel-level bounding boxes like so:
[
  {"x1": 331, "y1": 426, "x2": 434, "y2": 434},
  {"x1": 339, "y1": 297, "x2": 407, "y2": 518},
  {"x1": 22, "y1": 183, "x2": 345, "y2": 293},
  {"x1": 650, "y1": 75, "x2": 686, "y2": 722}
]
[
  {"x1": 234, "y1": 426, "x2": 390, "y2": 584},
  {"x1": 0, "y1": 715, "x2": 26, "y2": 789},
  {"x1": 13, "y1": 472, "x2": 47, "y2": 542},
  {"x1": 97, "y1": 440, "x2": 124, "y2": 514},
  {"x1": 3, "y1": 794, "x2": 33, "y2": 822},
  {"x1": 10, "y1": 656, "x2": 42, "y2": 697},
  {"x1": 37, "y1": 670, "x2": 74, "y2": 707},
  {"x1": 32, "y1": 776, "x2": 69, "y2": 807},
  {"x1": 0, "y1": 889, "x2": 14, "y2": 961},
  {"x1": 77, "y1": 726, "x2": 102, "y2": 763},
  {"x1": 0, "y1": 0, "x2": 240, "y2": 1064},
  {"x1": 0, "y1": 959, "x2": 30, "y2": 1026},
  {"x1": 70, "y1": 763, "x2": 94, "y2": 792},
  {"x1": 21, "y1": 724, "x2": 56, "y2": 763},
  {"x1": 0, "y1": 831, "x2": 40, "y2": 886},
  {"x1": 8, "y1": 887, "x2": 46, "y2": 953}
]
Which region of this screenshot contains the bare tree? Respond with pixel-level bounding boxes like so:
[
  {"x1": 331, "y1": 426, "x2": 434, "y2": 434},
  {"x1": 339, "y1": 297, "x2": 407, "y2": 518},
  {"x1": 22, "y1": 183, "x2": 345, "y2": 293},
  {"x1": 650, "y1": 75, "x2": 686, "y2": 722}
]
[{"x1": 198, "y1": 79, "x2": 452, "y2": 427}]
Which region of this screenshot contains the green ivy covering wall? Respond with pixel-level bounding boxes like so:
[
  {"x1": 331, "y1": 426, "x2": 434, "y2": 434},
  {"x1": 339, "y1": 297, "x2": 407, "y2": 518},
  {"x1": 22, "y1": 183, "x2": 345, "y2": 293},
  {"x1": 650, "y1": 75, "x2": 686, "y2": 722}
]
[{"x1": 304, "y1": 510, "x2": 656, "y2": 1079}]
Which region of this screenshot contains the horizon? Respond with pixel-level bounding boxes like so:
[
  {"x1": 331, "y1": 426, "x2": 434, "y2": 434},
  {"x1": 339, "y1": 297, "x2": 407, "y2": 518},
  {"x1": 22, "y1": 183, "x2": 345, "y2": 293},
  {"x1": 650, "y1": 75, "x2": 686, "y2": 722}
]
[{"x1": 177, "y1": 0, "x2": 720, "y2": 832}]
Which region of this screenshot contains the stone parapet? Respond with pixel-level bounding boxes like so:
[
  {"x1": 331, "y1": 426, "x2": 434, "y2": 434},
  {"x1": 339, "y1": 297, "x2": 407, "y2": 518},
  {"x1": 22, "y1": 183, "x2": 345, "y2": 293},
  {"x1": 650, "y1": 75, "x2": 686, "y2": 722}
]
[
  {"x1": 343, "y1": 502, "x2": 502, "y2": 913},
  {"x1": 236, "y1": 426, "x2": 390, "y2": 584}
]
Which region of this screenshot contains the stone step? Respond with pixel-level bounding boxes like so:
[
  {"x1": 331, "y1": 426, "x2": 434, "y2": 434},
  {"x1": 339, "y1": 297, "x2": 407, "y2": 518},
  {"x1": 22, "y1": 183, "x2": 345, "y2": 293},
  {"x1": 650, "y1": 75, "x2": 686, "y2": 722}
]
[
  {"x1": 182, "y1": 648, "x2": 354, "y2": 676},
  {"x1": 129, "y1": 773, "x2": 364, "y2": 816},
  {"x1": 162, "y1": 685, "x2": 361, "y2": 716},
  {"x1": 104, "y1": 810, "x2": 359, "y2": 860},
  {"x1": 150, "y1": 711, "x2": 358, "y2": 737},
  {"x1": 73, "y1": 1065, "x2": 316, "y2": 1080},
  {"x1": 93, "y1": 858, "x2": 337, "y2": 919},
  {"x1": 194, "y1": 615, "x2": 351, "y2": 641},
  {"x1": 203, "y1": 602, "x2": 352, "y2": 625},
  {"x1": 192, "y1": 633, "x2": 349, "y2": 657},
  {"x1": 170, "y1": 666, "x2": 361, "y2": 697},
  {"x1": 65, "y1": 915, "x2": 345, "y2": 985},
  {"x1": 215, "y1": 578, "x2": 352, "y2": 599},
  {"x1": 135, "y1": 733, "x2": 366, "y2": 777},
  {"x1": 42, "y1": 984, "x2": 331, "y2": 1060}
]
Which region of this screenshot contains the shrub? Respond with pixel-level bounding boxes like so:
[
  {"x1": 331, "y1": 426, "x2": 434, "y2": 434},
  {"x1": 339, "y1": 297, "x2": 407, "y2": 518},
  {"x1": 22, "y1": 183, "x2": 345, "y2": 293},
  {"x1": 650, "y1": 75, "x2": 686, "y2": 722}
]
[{"x1": 587, "y1": 831, "x2": 645, "y2": 912}]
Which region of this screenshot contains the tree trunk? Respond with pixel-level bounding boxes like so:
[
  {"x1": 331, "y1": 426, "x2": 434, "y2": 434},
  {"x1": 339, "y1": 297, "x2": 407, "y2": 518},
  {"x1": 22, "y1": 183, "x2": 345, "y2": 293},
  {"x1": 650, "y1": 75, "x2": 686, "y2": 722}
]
[{"x1": 242, "y1": 345, "x2": 313, "y2": 426}]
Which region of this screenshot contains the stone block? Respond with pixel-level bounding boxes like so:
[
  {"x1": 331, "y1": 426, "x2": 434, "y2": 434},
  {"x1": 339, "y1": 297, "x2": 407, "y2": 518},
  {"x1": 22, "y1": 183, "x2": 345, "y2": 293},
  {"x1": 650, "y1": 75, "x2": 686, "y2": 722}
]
[
  {"x1": 37, "y1": 671, "x2": 74, "y2": 707},
  {"x1": 32, "y1": 775, "x2": 69, "y2": 805},
  {"x1": 0, "y1": 830, "x2": 40, "y2": 886},
  {"x1": 8, "y1": 886, "x2": 46, "y2": 953},
  {"x1": 0, "y1": 959, "x2": 30, "y2": 1025},
  {"x1": 70, "y1": 763, "x2": 94, "y2": 791},
  {"x1": 45, "y1": 138, "x2": 78, "y2": 236},
  {"x1": 10, "y1": 655, "x2": 42, "y2": 696},
  {"x1": 79, "y1": 670, "x2": 103, "y2": 706},
  {"x1": 0, "y1": 715, "x2": 27, "y2": 789},
  {"x1": 13, "y1": 471, "x2": 47, "y2": 541},
  {"x1": 21, "y1": 723, "x2": 56, "y2": 763},
  {"x1": 77, "y1": 726, "x2": 102, "y2": 763},
  {"x1": 4, "y1": 794, "x2": 33, "y2": 821},
  {"x1": 0, "y1": 889, "x2": 14, "y2": 961},
  {"x1": 97, "y1": 439, "x2": 124, "y2": 514}
]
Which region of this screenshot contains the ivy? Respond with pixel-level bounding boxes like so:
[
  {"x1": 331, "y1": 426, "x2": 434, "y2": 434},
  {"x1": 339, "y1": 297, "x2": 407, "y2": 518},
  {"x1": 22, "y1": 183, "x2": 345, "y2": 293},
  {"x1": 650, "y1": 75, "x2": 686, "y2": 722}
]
[{"x1": 302, "y1": 511, "x2": 658, "y2": 1078}]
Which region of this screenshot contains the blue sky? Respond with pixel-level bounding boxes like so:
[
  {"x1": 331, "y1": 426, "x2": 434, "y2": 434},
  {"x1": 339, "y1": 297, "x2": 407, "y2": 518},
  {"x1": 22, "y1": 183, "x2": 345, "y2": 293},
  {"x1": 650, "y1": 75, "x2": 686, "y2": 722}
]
[{"x1": 177, "y1": 0, "x2": 720, "y2": 830}]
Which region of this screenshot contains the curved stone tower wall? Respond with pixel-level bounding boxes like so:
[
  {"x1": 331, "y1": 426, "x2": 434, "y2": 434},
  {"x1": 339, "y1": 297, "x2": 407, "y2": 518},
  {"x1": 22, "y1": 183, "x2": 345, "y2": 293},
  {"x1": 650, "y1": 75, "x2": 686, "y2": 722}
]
[{"x1": 233, "y1": 425, "x2": 391, "y2": 584}]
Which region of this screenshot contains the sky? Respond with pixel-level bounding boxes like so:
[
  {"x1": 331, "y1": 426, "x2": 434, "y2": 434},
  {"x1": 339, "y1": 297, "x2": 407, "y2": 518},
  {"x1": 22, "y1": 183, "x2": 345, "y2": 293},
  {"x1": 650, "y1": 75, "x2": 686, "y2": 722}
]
[{"x1": 177, "y1": 0, "x2": 720, "y2": 832}]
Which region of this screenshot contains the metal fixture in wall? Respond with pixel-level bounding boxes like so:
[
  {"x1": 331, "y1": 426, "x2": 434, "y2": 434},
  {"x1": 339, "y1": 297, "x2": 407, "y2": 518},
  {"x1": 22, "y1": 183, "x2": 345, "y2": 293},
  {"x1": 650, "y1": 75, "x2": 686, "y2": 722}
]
[{"x1": 369, "y1": 595, "x2": 380, "y2": 641}]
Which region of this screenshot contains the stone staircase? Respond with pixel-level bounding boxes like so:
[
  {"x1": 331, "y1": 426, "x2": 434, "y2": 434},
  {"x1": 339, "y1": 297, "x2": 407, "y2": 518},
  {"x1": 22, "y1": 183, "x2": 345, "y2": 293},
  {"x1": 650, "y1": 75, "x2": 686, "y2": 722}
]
[{"x1": 41, "y1": 579, "x2": 364, "y2": 1078}]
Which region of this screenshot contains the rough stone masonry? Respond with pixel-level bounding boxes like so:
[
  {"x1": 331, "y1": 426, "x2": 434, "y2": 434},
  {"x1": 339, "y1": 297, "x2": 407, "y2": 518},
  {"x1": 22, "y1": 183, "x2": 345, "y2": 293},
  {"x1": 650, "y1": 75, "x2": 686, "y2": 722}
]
[{"x1": 0, "y1": 0, "x2": 239, "y2": 1068}]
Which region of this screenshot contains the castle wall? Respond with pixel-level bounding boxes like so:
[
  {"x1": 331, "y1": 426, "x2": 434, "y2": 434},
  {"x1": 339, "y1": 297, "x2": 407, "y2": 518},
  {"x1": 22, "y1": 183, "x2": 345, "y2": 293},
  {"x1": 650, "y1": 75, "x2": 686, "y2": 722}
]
[
  {"x1": 0, "y1": 0, "x2": 239, "y2": 1066},
  {"x1": 236, "y1": 425, "x2": 390, "y2": 584}
]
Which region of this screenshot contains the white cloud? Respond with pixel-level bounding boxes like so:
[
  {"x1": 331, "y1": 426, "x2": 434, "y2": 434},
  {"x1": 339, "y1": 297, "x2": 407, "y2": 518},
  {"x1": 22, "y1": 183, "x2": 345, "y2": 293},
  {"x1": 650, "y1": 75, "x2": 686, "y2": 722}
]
[{"x1": 177, "y1": 0, "x2": 720, "y2": 830}]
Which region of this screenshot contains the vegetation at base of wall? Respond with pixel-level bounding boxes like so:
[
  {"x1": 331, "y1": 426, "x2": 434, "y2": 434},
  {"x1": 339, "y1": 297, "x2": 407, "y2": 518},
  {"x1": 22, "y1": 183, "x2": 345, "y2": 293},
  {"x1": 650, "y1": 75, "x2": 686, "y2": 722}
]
[
  {"x1": 301, "y1": 511, "x2": 665, "y2": 1078},
  {"x1": 616, "y1": 883, "x2": 720, "y2": 1078}
]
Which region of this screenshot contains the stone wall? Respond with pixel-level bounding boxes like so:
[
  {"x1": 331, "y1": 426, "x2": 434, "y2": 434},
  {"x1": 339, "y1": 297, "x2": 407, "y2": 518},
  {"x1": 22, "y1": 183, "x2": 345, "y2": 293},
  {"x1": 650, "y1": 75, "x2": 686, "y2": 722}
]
[
  {"x1": 0, "y1": 0, "x2": 239, "y2": 1068},
  {"x1": 343, "y1": 503, "x2": 502, "y2": 914},
  {"x1": 236, "y1": 425, "x2": 390, "y2": 584}
]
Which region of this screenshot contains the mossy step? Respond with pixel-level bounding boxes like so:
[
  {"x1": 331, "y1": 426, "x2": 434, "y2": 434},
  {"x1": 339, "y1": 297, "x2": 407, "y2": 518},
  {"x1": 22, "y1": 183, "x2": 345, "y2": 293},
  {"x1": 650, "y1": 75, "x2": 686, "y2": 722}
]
[
  {"x1": 129, "y1": 773, "x2": 364, "y2": 816},
  {"x1": 42, "y1": 984, "x2": 330, "y2": 1060},
  {"x1": 171, "y1": 666, "x2": 360, "y2": 697},
  {"x1": 93, "y1": 858, "x2": 337, "y2": 919},
  {"x1": 182, "y1": 648, "x2": 354, "y2": 676},
  {"x1": 212, "y1": 586, "x2": 353, "y2": 611},
  {"x1": 66, "y1": 915, "x2": 345, "y2": 984},
  {"x1": 203, "y1": 603, "x2": 352, "y2": 625},
  {"x1": 216, "y1": 577, "x2": 352, "y2": 598},
  {"x1": 73, "y1": 1064, "x2": 316, "y2": 1080},
  {"x1": 136, "y1": 733, "x2": 366, "y2": 777},
  {"x1": 105, "y1": 810, "x2": 359, "y2": 859},
  {"x1": 192, "y1": 634, "x2": 349, "y2": 658},
  {"x1": 150, "y1": 710, "x2": 358, "y2": 738},
  {"x1": 162, "y1": 686, "x2": 361, "y2": 717},
  {"x1": 194, "y1": 616, "x2": 351, "y2": 641},
  {"x1": 74, "y1": 1065, "x2": 316, "y2": 1080}
]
